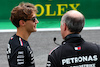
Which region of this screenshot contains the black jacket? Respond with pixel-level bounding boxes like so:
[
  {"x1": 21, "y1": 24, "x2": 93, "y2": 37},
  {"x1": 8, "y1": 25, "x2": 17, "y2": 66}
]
[
  {"x1": 46, "y1": 34, "x2": 100, "y2": 67},
  {"x1": 7, "y1": 34, "x2": 35, "y2": 67}
]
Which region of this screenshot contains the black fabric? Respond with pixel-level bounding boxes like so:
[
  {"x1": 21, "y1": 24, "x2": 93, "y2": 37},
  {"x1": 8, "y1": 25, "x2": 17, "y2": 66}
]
[
  {"x1": 7, "y1": 34, "x2": 35, "y2": 67},
  {"x1": 46, "y1": 34, "x2": 100, "y2": 67}
]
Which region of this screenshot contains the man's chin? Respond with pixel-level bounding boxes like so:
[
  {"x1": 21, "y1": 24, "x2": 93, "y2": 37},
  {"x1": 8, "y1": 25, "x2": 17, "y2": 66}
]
[{"x1": 32, "y1": 29, "x2": 37, "y2": 32}]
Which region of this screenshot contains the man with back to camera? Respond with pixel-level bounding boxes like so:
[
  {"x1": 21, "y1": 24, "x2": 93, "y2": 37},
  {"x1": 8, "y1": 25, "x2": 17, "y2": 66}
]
[
  {"x1": 7, "y1": 2, "x2": 39, "y2": 67},
  {"x1": 46, "y1": 10, "x2": 100, "y2": 67}
]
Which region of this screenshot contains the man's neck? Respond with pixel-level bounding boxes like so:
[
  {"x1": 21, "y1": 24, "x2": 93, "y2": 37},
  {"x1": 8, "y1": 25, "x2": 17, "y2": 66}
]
[
  {"x1": 16, "y1": 28, "x2": 31, "y2": 41},
  {"x1": 63, "y1": 31, "x2": 73, "y2": 39}
]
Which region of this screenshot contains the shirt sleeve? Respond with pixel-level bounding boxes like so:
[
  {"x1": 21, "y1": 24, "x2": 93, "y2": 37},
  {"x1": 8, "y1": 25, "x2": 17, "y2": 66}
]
[
  {"x1": 7, "y1": 45, "x2": 35, "y2": 67},
  {"x1": 46, "y1": 54, "x2": 59, "y2": 67},
  {"x1": 46, "y1": 46, "x2": 61, "y2": 67},
  {"x1": 7, "y1": 36, "x2": 35, "y2": 67},
  {"x1": 9, "y1": 46, "x2": 27, "y2": 67}
]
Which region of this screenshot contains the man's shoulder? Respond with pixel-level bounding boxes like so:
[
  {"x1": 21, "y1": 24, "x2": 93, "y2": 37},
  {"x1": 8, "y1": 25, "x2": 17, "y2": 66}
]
[
  {"x1": 83, "y1": 41, "x2": 100, "y2": 52},
  {"x1": 9, "y1": 34, "x2": 18, "y2": 43},
  {"x1": 8, "y1": 34, "x2": 27, "y2": 47},
  {"x1": 49, "y1": 44, "x2": 65, "y2": 55},
  {"x1": 84, "y1": 41, "x2": 100, "y2": 47}
]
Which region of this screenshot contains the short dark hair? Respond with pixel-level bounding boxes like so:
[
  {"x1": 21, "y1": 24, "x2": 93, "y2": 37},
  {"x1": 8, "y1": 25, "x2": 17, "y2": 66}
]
[
  {"x1": 10, "y1": 2, "x2": 38, "y2": 27},
  {"x1": 64, "y1": 15, "x2": 85, "y2": 33}
]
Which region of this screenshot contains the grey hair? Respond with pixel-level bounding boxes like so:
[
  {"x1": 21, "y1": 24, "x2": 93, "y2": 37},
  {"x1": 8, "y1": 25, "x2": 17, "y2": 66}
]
[{"x1": 61, "y1": 14, "x2": 85, "y2": 33}]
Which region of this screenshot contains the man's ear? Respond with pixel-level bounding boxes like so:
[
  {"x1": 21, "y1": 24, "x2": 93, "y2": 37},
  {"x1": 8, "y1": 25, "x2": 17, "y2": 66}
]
[
  {"x1": 19, "y1": 20, "x2": 25, "y2": 27},
  {"x1": 63, "y1": 23, "x2": 67, "y2": 31}
]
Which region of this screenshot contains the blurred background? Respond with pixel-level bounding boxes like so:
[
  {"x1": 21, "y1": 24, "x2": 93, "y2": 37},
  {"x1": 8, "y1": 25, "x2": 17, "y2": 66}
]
[{"x1": 0, "y1": 0, "x2": 100, "y2": 29}]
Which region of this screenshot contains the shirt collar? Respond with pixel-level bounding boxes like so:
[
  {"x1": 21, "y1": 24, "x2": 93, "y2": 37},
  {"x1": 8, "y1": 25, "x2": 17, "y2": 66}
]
[{"x1": 64, "y1": 34, "x2": 81, "y2": 41}]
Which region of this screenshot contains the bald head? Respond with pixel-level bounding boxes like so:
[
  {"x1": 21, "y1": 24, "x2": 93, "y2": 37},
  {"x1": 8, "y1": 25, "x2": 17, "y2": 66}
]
[
  {"x1": 61, "y1": 10, "x2": 85, "y2": 33},
  {"x1": 66, "y1": 10, "x2": 84, "y2": 18},
  {"x1": 62, "y1": 10, "x2": 84, "y2": 20}
]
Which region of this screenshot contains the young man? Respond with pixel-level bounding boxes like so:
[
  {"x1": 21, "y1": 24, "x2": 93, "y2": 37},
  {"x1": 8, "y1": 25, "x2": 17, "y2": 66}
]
[
  {"x1": 7, "y1": 2, "x2": 39, "y2": 67},
  {"x1": 46, "y1": 10, "x2": 100, "y2": 67}
]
